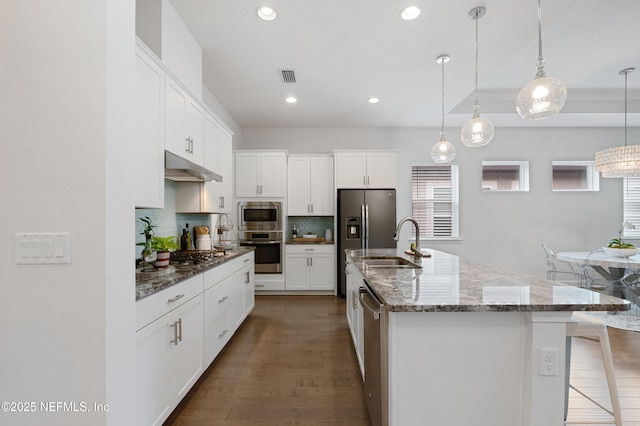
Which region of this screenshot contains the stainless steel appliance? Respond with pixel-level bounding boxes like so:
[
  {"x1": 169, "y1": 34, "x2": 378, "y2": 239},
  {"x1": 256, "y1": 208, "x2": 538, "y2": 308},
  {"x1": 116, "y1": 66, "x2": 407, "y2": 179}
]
[
  {"x1": 238, "y1": 230, "x2": 283, "y2": 274},
  {"x1": 337, "y1": 189, "x2": 396, "y2": 296},
  {"x1": 359, "y1": 282, "x2": 384, "y2": 426},
  {"x1": 238, "y1": 201, "x2": 282, "y2": 231},
  {"x1": 238, "y1": 201, "x2": 283, "y2": 274}
]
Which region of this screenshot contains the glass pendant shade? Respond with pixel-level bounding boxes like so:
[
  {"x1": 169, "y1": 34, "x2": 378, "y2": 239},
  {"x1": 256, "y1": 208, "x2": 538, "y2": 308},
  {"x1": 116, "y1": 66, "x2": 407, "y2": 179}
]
[
  {"x1": 516, "y1": 74, "x2": 567, "y2": 120},
  {"x1": 594, "y1": 67, "x2": 639, "y2": 178},
  {"x1": 461, "y1": 107, "x2": 494, "y2": 147},
  {"x1": 595, "y1": 145, "x2": 640, "y2": 178},
  {"x1": 431, "y1": 133, "x2": 456, "y2": 163}
]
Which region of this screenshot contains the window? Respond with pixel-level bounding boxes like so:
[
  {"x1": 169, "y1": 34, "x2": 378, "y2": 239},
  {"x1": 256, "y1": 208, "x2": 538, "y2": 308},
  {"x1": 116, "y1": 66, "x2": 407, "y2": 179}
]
[
  {"x1": 482, "y1": 161, "x2": 529, "y2": 192},
  {"x1": 411, "y1": 164, "x2": 459, "y2": 238},
  {"x1": 552, "y1": 161, "x2": 599, "y2": 191},
  {"x1": 623, "y1": 177, "x2": 640, "y2": 238}
]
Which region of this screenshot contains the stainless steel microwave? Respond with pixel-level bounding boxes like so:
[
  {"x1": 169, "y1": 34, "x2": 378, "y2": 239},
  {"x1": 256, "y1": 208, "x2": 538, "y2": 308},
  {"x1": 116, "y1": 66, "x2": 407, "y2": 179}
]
[{"x1": 238, "y1": 201, "x2": 282, "y2": 231}]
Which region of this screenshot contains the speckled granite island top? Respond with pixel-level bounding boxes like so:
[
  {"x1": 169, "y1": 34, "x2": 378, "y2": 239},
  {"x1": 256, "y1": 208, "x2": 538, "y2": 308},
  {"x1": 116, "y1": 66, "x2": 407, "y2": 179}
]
[
  {"x1": 136, "y1": 247, "x2": 254, "y2": 301},
  {"x1": 348, "y1": 248, "x2": 631, "y2": 313}
]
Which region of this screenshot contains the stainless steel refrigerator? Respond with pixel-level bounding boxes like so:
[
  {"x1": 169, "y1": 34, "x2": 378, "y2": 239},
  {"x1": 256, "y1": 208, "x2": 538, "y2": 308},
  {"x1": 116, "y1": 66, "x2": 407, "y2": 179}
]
[{"x1": 337, "y1": 189, "x2": 397, "y2": 297}]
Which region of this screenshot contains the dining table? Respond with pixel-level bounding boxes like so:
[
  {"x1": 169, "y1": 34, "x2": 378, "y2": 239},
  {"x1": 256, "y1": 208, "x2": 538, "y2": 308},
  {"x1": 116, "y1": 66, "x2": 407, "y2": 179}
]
[{"x1": 556, "y1": 250, "x2": 640, "y2": 310}]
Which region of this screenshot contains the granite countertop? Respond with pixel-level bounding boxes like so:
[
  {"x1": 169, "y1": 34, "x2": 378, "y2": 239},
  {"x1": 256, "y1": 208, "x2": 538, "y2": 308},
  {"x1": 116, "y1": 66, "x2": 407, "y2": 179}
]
[
  {"x1": 348, "y1": 248, "x2": 631, "y2": 313},
  {"x1": 286, "y1": 239, "x2": 334, "y2": 245},
  {"x1": 136, "y1": 247, "x2": 254, "y2": 301}
]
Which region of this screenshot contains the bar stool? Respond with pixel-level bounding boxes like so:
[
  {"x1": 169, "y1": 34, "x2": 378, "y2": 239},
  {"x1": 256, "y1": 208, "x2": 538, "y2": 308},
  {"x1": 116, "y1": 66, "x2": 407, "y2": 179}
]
[{"x1": 565, "y1": 311, "x2": 622, "y2": 426}]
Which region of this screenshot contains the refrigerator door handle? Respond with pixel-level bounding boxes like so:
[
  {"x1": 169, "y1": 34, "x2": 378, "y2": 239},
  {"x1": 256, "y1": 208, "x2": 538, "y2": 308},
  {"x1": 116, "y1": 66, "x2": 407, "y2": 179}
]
[
  {"x1": 365, "y1": 204, "x2": 370, "y2": 249},
  {"x1": 361, "y1": 204, "x2": 366, "y2": 249}
]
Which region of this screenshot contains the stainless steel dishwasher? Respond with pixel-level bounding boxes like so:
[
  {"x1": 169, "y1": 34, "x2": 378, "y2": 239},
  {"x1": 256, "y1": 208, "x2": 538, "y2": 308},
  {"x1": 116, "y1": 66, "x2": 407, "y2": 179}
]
[{"x1": 359, "y1": 281, "x2": 384, "y2": 426}]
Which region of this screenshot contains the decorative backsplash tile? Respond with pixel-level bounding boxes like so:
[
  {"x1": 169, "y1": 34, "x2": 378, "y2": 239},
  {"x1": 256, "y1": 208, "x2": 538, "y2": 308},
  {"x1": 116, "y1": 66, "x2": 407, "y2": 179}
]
[{"x1": 288, "y1": 216, "x2": 334, "y2": 240}]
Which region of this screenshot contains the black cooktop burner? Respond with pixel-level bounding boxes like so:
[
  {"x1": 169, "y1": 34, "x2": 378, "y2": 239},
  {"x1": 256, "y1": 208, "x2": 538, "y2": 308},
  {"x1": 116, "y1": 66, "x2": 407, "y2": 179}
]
[{"x1": 170, "y1": 249, "x2": 225, "y2": 264}]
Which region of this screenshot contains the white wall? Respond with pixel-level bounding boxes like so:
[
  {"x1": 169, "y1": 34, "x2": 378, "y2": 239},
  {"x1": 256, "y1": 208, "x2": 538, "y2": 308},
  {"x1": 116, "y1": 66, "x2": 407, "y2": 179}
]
[
  {"x1": 239, "y1": 127, "x2": 638, "y2": 278},
  {"x1": 0, "y1": 1, "x2": 135, "y2": 425}
]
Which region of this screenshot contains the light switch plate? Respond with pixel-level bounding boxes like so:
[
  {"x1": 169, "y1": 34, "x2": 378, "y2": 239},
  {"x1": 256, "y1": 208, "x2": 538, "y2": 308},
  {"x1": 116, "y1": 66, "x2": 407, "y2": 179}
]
[{"x1": 15, "y1": 233, "x2": 71, "y2": 264}]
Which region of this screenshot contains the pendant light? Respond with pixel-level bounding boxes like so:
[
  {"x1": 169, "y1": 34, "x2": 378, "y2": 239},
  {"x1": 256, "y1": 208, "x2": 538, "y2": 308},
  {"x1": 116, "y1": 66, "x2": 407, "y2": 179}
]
[
  {"x1": 595, "y1": 67, "x2": 640, "y2": 178},
  {"x1": 431, "y1": 55, "x2": 455, "y2": 163},
  {"x1": 516, "y1": 0, "x2": 567, "y2": 120},
  {"x1": 461, "y1": 7, "x2": 494, "y2": 147}
]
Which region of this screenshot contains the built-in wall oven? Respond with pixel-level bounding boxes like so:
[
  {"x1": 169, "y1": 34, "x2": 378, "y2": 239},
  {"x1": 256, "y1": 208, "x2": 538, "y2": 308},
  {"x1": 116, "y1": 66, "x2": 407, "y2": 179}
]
[{"x1": 238, "y1": 201, "x2": 283, "y2": 274}]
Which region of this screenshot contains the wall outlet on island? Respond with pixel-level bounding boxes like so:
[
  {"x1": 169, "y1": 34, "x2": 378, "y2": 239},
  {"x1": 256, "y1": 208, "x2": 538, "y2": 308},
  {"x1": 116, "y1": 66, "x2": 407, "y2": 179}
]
[{"x1": 539, "y1": 348, "x2": 558, "y2": 376}]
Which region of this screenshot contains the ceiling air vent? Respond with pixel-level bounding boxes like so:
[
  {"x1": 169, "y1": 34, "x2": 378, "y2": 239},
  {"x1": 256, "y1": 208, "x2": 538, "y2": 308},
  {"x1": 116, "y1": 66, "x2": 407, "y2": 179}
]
[{"x1": 279, "y1": 69, "x2": 296, "y2": 83}]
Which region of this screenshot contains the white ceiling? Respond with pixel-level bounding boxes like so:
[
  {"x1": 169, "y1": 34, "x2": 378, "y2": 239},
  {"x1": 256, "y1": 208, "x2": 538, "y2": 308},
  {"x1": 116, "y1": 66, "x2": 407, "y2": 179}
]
[{"x1": 169, "y1": 0, "x2": 640, "y2": 129}]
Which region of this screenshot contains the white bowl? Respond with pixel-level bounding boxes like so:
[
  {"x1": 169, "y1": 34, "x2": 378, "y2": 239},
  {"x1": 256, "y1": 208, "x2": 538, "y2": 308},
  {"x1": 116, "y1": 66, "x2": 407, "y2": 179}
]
[
  {"x1": 302, "y1": 234, "x2": 317, "y2": 239},
  {"x1": 602, "y1": 247, "x2": 640, "y2": 257}
]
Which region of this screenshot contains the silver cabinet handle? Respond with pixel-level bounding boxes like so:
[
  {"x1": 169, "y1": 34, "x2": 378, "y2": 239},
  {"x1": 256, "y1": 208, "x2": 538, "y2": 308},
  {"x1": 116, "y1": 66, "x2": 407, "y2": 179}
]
[
  {"x1": 352, "y1": 290, "x2": 358, "y2": 310},
  {"x1": 177, "y1": 318, "x2": 182, "y2": 343},
  {"x1": 245, "y1": 271, "x2": 250, "y2": 284},
  {"x1": 170, "y1": 319, "x2": 182, "y2": 345},
  {"x1": 255, "y1": 284, "x2": 265, "y2": 288},
  {"x1": 218, "y1": 329, "x2": 229, "y2": 339},
  {"x1": 256, "y1": 185, "x2": 260, "y2": 195},
  {"x1": 185, "y1": 138, "x2": 190, "y2": 153},
  {"x1": 367, "y1": 176, "x2": 370, "y2": 186},
  {"x1": 244, "y1": 258, "x2": 251, "y2": 263},
  {"x1": 219, "y1": 196, "x2": 224, "y2": 208},
  {"x1": 168, "y1": 294, "x2": 185, "y2": 303},
  {"x1": 310, "y1": 257, "x2": 313, "y2": 267},
  {"x1": 218, "y1": 295, "x2": 228, "y2": 304},
  {"x1": 306, "y1": 258, "x2": 309, "y2": 267}
]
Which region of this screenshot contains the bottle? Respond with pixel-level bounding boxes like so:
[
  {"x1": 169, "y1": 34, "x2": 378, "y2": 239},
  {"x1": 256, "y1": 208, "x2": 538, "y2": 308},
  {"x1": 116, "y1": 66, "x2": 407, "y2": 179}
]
[
  {"x1": 292, "y1": 223, "x2": 298, "y2": 240},
  {"x1": 180, "y1": 228, "x2": 189, "y2": 251},
  {"x1": 186, "y1": 223, "x2": 193, "y2": 249}
]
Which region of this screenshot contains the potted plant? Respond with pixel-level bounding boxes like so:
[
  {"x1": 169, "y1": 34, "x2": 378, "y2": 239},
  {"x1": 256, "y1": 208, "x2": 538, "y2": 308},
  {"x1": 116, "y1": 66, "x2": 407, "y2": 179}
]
[
  {"x1": 151, "y1": 235, "x2": 179, "y2": 268},
  {"x1": 137, "y1": 216, "x2": 157, "y2": 271}
]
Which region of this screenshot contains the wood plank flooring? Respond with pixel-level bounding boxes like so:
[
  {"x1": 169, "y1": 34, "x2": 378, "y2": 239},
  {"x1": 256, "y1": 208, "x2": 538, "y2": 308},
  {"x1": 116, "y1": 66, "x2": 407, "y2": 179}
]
[{"x1": 165, "y1": 296, "x2": 640, "y2": 426}]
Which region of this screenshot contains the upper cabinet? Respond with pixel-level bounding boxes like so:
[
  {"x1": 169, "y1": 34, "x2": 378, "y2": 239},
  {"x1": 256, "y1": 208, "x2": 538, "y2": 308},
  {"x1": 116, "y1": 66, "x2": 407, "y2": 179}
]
[
  {"x1": 133, "y1": 42, "x2": 165, "y2": 209},
  {"x1": 235, "y1": 151, "x2": 287, "y2": 198},
  {"x1": 204, "y1": 116, "x2": 233, "y2": 213},
  {"x1": 335, "y1": 152, "x2": 397, "y2": 189},
  {"x1": 288, "y1": 156, "x2": 334, "y2": 216},
  {"x1": 165, "y1": 75, "x2": 204, "y2": 166}
]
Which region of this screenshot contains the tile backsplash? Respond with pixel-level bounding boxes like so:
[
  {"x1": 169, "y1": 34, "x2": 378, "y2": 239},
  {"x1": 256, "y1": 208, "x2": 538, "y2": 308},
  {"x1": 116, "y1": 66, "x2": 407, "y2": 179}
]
[
  {"x1": 135, "y1": 181, "x2": 210, "y2": 259},
  {"x1": 288, "y1": 216, "x2": 334, "y2": 240}
]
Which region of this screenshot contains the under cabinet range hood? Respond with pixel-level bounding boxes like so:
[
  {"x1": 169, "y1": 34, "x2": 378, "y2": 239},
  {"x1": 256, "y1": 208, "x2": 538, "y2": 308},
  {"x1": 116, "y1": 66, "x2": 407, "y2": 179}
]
[{"x1": 164, "y1": 151, "x2": 223, "y2": 182}]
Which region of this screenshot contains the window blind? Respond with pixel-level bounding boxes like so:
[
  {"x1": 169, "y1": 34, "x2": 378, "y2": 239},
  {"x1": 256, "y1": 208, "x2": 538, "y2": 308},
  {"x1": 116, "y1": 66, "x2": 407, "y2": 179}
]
[
  {"x1": 411, "y1": 164, "x2": 459, "y2": 238},
  {"x1": 623, "y1": 177, "x2": 640, "y2": 238}
]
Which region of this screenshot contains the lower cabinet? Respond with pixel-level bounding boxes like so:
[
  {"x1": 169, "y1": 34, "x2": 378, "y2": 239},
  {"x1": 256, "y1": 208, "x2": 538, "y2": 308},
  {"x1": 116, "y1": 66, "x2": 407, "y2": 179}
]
[
  {"x1": 285, "y1": 244, "x2": 335, "y2": 291},
  {"x1": 136, "y1": 252, "x2": 255, "y2": 426},
  {"x1": 345, "y1": 260, "x2": 364, "y2": 378},
  {"x1": 136, "y1": 283, "x2": 204, "y2": 426}
]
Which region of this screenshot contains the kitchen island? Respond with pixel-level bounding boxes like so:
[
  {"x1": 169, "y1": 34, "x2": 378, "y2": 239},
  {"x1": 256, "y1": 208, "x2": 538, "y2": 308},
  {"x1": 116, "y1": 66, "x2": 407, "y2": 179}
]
[{"x1": 345, "y1": 248, "x2": 630, "y2": 426}]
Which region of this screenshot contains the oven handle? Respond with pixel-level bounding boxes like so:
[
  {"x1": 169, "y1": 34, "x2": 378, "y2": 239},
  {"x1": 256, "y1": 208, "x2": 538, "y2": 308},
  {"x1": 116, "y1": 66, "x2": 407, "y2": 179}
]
[{"x1": 239, "y1": 240, "x2": 282, "y2": 245}]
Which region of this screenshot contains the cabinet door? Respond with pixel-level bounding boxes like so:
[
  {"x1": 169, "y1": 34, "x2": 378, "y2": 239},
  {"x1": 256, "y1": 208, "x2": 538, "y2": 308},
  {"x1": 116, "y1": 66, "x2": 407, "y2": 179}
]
[
  {"x1": 203, "y1": 114, "x2": 219, "y2": 174},
  {"x1": 287, "y1": 157, "x2": 311, "y2": 215},
  {"x1": 235, "y1": 153, "x2": 260, "y2": 197},
  {"x1": 165, "y1": 77, "x2": 188, "y2": 158},
  {"x1": 185, "y1": 99, "x2": 204, "y2": 166},
  {"x1": 366, "y1": 152, "x2": 397, "y2": 188},
  {"x1": 217, "y1": 130, "x2": 233, "y2": 213},
  {"x1": 309, "y1": 157, "x2": 334, "y2": 215},
  {"x1": 242, "y1": 259, "x2": 255, "y2": 316},
  {"x1": 169, "y1": 295, "x2": 204, "y2": 402},
  {"x1": 136, "y1": 315, "x2": 171, "y2": 426},
  {"x1": 259, "y1": 152, "x2": 287, "y2": 197},
  {"x1": 335, "y1": 153, "x2": 367, "y2": 188},
  {"x1": 133, "y1": 48, "x2": 165, "y2": 209},
  {"x1": 309, "y1": 254, "x2": 335, "y2": 290},
  {"x1": 285, "y1": 254, "x2": 310, "y2": 290}
]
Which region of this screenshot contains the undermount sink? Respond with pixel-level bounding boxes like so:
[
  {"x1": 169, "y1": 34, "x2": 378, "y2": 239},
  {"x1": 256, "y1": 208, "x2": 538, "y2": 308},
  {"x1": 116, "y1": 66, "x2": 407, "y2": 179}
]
[{"x1": 362, "y1": 256, "x2": 422, "y2": 269}]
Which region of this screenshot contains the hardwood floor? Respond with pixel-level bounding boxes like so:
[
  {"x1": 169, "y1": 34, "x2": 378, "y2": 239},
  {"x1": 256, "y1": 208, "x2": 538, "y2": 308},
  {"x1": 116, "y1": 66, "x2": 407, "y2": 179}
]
[
  {"x1": 165, "y1": 296, "x2": 640, "y2": 426},
  {"x1": 165, "y1": 295, "x2": 370, "y2": 425}
]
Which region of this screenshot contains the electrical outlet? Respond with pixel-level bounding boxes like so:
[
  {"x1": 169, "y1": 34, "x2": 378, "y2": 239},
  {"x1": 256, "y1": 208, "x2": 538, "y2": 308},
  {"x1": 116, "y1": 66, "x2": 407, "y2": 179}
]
[{"x1": 539, "y1": 348, "x2": 558, "y2": 376}]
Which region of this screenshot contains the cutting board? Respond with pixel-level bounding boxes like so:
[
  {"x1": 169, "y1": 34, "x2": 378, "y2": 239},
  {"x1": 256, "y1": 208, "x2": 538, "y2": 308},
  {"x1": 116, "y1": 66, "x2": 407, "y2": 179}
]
[{"x1": 295, "y1": 237, "x2": 325, "y2": 242}]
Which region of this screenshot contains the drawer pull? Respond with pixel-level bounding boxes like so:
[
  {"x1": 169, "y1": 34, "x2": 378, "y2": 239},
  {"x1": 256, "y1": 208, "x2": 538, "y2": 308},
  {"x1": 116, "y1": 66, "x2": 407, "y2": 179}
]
[
  {"x1": 168, "y1": 294, "x2": 185, "y2": 303},
  {"x1": 244, "y1": 258, "x2": 251, "y2": 263},
  {"x1": 255, "y1": 284, "x2": 265, "y2": 288},
  {"x1": 218, "y1": 295, "x2": 228, "y2": 304},
  {"x1": 218, "y1": 329, "x2": 229, "y2": 339}
]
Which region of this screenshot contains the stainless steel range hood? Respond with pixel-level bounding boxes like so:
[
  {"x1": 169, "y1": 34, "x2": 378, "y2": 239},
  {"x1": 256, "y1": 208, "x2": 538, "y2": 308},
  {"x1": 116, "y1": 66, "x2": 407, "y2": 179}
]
[{"x1": 164, "y1": 151, "x2": 223, "y2": 182}]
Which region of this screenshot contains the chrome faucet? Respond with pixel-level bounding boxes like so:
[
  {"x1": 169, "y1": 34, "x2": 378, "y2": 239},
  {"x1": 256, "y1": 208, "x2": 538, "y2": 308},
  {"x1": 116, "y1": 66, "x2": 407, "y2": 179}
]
[{"x1": 393, "y1": 217, "x2": 424, "y2": 257}]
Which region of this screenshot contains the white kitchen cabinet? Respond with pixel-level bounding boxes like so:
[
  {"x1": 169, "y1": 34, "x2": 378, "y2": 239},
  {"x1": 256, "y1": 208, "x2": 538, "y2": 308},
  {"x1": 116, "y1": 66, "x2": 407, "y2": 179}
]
[
  {"x1": 235, "y1": 151, "x2": 287, "y2": 198},
  {"x1": 136, "y1": 275, "x2": 204, "y2": 426},
  {"x1": 285, "y1": 245, "x2": 335, "y2": 291},
  {"x1": 335, "y1": 151, "x2": 397, "y2": 189},
  {"x1": 133, "y1": 42, "x2": 165, "y2": 209},
  {"x1": 165, "y1": 75, "x2": 204, "y2": 166},
  {"x1": 345, "y1": 260, "x2": 364, "y2": 378},
  {"x1": 288, "y1": 156, "x2": 334, "y2": 215}
]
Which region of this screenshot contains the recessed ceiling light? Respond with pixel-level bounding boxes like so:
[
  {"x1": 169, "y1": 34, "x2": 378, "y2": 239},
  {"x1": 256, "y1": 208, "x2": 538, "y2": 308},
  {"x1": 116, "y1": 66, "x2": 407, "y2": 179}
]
[
  {"x1": 368, "y1": 97, "x2": 380, "y2": 104},
  {"x1": 285, "y1": 96, "x2": 297, "y2": 103},
  {"x1": 257, "y1": 6, "x2": 277, "y2": 21},
  {"x1": 401, "y1": 6, "x2": 421, "y2": 21}
]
